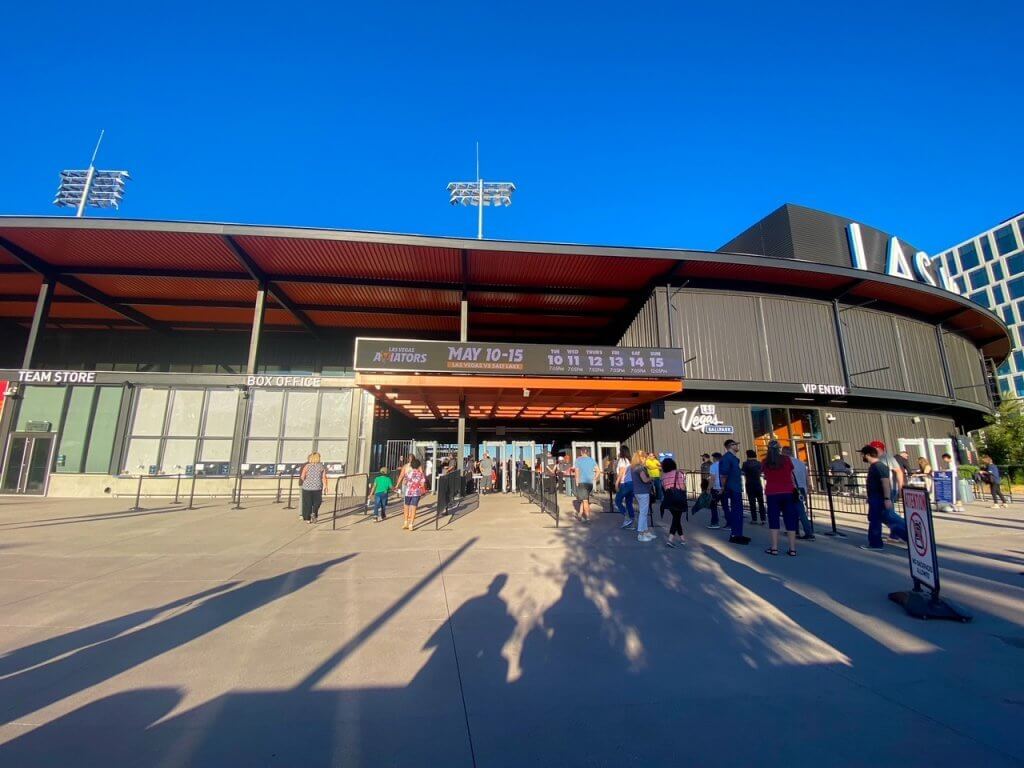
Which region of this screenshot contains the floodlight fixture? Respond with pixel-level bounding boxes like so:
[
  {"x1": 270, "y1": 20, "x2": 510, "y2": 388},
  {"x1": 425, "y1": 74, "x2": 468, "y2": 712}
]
[
  {"x1": 53, "y1": 130, "x2": 130, "y2": 217},
  {"x1": 447, "y1": 143, "x2": 515, "y2": 239}
]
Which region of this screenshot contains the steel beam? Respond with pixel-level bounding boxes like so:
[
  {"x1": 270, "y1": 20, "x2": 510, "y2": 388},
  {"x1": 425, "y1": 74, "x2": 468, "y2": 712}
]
[
  {"x1": 21, "y1": 278, "x2": 54, "y2": 368},
  {"x1": 247, "y1": 286, "x2": 267, "y2": 375},
  {"x1": 222, "y1": 236, "x2": 320, "y2": 337}
]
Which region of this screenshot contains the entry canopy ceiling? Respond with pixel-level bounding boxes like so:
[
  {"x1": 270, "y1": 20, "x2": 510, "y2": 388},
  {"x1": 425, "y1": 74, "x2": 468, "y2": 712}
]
[
  {"x1": 0, "y1": 217, "x2": 1010, "y2": 358},
  {"x1": 355, "y1": 373, "x2": 683, "y2": 420}
]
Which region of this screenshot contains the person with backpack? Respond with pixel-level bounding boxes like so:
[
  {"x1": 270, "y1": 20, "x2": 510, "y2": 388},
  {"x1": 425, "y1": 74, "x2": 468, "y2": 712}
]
[
  {"x1": 660, "y1": 457, "x2": 688, "y2": 548},
  {"x1": 742, "y1": 449, "x2": 767, "y2": 524}
]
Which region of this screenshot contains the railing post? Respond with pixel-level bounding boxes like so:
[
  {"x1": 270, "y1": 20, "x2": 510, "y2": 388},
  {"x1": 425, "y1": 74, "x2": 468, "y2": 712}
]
[
  {"x1": 174, "y1": 473, "x2": 182, "y2": 504},
  {"x1": 187, "y1": 472, "x2": 198, "y2": 510},
  {"x1": 232, "y1": 469, "x2": 243, "y2": 510},
  {"x1": 131, "y1": 474, "x2": 145, "y2": 512},
  {"x1": 275, "y1": 473, "x2": 283, "y2": 504},
  {"x1": 286, "y1": 474, "x2": 295, "y2": 511},
  {"x1": 823, "y1": 471, "x2": 846, "y2": 537}
]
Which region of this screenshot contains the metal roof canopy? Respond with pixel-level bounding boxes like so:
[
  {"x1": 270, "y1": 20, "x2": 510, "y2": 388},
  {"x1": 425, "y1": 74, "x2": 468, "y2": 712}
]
[
  {"x1": 355, "y1": 373, "x2": 682, "y2": 420},
  {"x1": 0, "y1": 216, "x2": 1011, "y2": 358}
]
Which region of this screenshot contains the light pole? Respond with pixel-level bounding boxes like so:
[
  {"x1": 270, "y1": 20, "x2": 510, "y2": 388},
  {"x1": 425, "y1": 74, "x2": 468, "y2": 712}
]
[
  {"x1": 447, "y1": 144, "x2": 515, "y2": 239},
  {"x1": 53, "y1": 131, "x2": 130, "y2": 217}
]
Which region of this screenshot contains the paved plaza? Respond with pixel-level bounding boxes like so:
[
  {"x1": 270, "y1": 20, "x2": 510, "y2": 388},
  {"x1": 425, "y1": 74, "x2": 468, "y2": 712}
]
[{"x1": 0, "y1": 489, "x2": 1022, "y2": 767}]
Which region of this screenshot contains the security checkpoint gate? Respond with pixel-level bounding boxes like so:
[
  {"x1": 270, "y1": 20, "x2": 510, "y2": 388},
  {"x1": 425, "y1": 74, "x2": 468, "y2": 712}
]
[
  {"x1": 414, "y1": 440, "x2": 439, "y2": 491},
  {"x1": 511, "y1": 441, "x2": 536, "y2": 491},
  {"x1": 571, "y1": 441, "x2": 598, "y2": 487},
  {"x1": 597, "y1": 441, "x2": 620, "y2": 492}
]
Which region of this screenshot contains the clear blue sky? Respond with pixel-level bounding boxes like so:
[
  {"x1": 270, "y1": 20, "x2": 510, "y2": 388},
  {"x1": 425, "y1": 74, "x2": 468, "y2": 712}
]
[{"x1": 1, "y1": 1, "x2": 1020, "y2": 253}]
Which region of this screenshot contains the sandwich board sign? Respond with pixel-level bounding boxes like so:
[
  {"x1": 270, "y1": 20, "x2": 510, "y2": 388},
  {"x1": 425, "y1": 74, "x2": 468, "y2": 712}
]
[
  {"x1": 903, "y1": 487, "x2": 938, "y2": 591},
  {"x1": 889, "y1": 487, "x2": 971, "y2": 621}
]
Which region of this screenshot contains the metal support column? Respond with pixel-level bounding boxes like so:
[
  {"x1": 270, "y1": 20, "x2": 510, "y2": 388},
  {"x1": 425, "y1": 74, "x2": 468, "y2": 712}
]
[
  {"x1": 22, "y1": 278, "x2": 54, "y2": 368},
  {"x1": 247, "y1": 286, "x2": 267, "y2": 375},
  {"x1": 935, "y1": 324, "x2": 956, "y2": 400},
  {"x1": 457, "y1": 296, "x2": 468, "y2": 473},
  {"x1": 831, "y1": 299, "x2": 852, "y2": 392}
]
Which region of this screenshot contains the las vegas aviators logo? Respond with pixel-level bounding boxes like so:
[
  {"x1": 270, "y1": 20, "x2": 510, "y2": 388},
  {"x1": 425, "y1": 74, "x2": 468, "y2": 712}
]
[{"x1": 373, "y1": 347, "x2": 428, "y2": 364}]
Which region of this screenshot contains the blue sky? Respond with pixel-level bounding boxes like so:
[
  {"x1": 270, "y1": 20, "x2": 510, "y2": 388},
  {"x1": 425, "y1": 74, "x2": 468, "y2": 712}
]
[{"x1": 0, "y1": 1, "x2": 1020, "y2": 253}]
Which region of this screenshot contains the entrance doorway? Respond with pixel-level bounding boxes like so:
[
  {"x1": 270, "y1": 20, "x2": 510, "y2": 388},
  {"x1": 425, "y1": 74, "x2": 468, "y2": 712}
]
[
  {"x1": 510, "y1": 441, "x2": 536, "y2": 492},
  {"x1": 597, "y1": 442, "x2": 619, "y2": 493},
  {"x1": 2, "y1": 433, "x2": 56, "y2": 495}
]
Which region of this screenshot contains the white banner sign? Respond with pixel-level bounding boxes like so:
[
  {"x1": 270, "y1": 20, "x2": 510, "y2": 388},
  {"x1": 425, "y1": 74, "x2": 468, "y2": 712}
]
[{"x1": 903, "y1": 487, "x2": 938, "y2": 591}]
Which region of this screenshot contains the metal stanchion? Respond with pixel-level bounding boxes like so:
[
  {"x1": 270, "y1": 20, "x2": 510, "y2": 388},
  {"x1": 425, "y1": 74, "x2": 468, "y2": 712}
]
[
  {"x1": 823, "y1": 473, "x2": 846, "y2": 537},
  {"x1": 130, "y1": 474, "x2": 145, "y2": 512},
  {"x1": 187, "y1": 472, "x2": 198, "y2": 510},
  {"x1": 275, "y1": 473, "x2": 283, "y2": 504},
  {"x1": 286, "y1": 474, "x2": 295, "y2": 511},
  {"x1": 232, "y1": 470, "x2": 243, "y2": 510},
  {"x1": 174, "y1": 473, "x2": 182, "y2": 504}
]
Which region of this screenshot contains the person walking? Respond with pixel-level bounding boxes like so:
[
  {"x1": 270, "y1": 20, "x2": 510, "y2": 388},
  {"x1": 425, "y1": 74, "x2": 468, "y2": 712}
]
[
  {"x1": 660, "y1": 457, "x2": 688, "y2": 547},
  {"x1": 706, "y1": 452, "x2": 723, "y2": 529},
  {"x1": 299, "y1": 451, "x2": 329, "y2": 524},
  {"x1": 369, "y1": 466, "x2": 393, "y2": 522},
  {"x1": 742, "y1": 449, "x2": 767, "y2": 524},
  {"x1": 719, "y1": 440, "x2": 749, "y2": 544},
  {"x1": 479, "y1": 453, "x2": 494, "y2": 494},
  {"x1": 980, "y1": 455, "x2": 1008, "y2": 508},
  {"x1": 632, "y1": 450, "x2": 655, "y2": 542},
  {"x1": 616, "y1": 446, "x2": 636, "y2": 528},
  {"x1": 401, "y1": 457, "x2": 427, "y2": 531},
  {"x1": 829, "y1": 454, "x2": 852, "y2": 495},
  {"x1": 872, "y1": 441, "x2": 904, "y2": 503},
  {"x1": 603, "y1": 455, "x2": 616, "y2": 509},
  {"x1": 573, "y1": 447, "x2": 598, "y2": 523},
  {"x1": 783, "y1": 446, "x2": 815, "y2": 541},
  {"x1": 699, "y1": 453, "x2": 712, "y2": 493},
  {"x1": 762, "y1": 441, "x2": 798, "y2": 556},
  {"x1": 645, "y1": 451, "x2": 664, "y2": 517},
  {"x1": 859, "y1": 444, "x2": 908, "y2": 550}
]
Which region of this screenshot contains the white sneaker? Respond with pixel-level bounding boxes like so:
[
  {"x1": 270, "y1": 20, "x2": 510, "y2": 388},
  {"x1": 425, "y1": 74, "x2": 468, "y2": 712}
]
[
  {"x1": 992, "y1": 505, "x2": 1001, "y2": 509},
  {"x1": 706, "y1": 523, "x2": 722, "y2": 529},
  {"x1": 637, "y1": 532, "x2": 653, "y2": 542},
  {"x1": 621, "y1": 519, "x2": 633, "y2": 529}
]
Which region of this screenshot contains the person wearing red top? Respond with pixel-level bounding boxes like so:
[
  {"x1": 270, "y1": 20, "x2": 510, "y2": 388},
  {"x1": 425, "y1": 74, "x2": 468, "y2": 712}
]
[{"x1": 761, "y1": 440, "x2": 798, "y2": 556}]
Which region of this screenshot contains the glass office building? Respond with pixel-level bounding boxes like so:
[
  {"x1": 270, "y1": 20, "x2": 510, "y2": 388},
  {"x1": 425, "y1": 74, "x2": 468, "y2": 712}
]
[{"x1": 936, "y1": 213, "x2": 1024, "y2": 398}]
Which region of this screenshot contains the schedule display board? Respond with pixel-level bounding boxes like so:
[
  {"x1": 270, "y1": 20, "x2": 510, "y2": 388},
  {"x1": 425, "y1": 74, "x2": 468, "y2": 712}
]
[{"x1": 355, "y1": 338, "x2": 686, "y2": 379}]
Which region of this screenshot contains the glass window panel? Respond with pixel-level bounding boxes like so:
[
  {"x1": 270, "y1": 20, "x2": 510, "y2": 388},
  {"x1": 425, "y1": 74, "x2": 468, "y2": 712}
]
[
  {"x1": 1006, "y1": 253, "x2": 1024, "y2": 278},
  {"x1": 1014, "y1": 350, "x2": 1024, "y2": 371},
  {"x1": 245, "y1": 439, "x2": 277, "y2": 463},
  {"x1": 318, "y1": 390, "x2": 352, "y2": 437},
  {"x1": 998, "y1": 360, "x2": 1012, "y2": 376},
  {"x1": 957, "y1": 243, "x2": 979, "y2": 271},
  {"x1": 981, "y1": 235, "x2": 994, "y2": 261},
  {"x1": 283, "y1": 392, "x2": 318, "y2": 437},
  {"x1": 970, "y1": 269, "x2": 990, "y2": 290},
  {"x1": 1008, "y1": 277, "x2": 1024, "y2": 300},
  {"x1": 991, "y1": 259, "x2": 1005, "y2": 282},
  {"x1": 124, "y1": 438, "x2": 160, "y2": 474},
  {"x1": 203, "y1": 390, "x2": 237, "y2": 436},
  {"x1": 995, "y1": 225, "x2": 1018, "y2": 256},
  {"x1": 167, "y1": 390, "x2": 203, "y2": 436},
  {"x1": 15, "y1": 386, "x2": 67, "y2": 431},
  {"x1": 131, "y1": 388, "x2": 169, "y2": 436},
  {"x1": 200, "y1": 439, "x2": 232, "y2": 462},
  {"x1": 56, "y1": 387, "x2": 94, "y2": 473},
  {"x1": 248, "y1": 390, "x2": 284, "y2": 438},
  {"x1": 316, "y1": 439, "x2": 348, "y2": 466},
  {"x1": 770, "y1": 408, "x2": 792, "y2": 450},
  {"x1": 993, "y1": 284, "x2": 1006, "y2": 305},
  {"x1": 161, "y1": 439, "x2": 197, "y2": 474},
  {"x1": 85, "y1": 387, "x2": 123, "y2": 473},
  {"x1": 280, "y1": 439, "x2": 314, "y2": 463},
  {"x1": 788, "y1": 408, "x2": 822, "y2": 440}
]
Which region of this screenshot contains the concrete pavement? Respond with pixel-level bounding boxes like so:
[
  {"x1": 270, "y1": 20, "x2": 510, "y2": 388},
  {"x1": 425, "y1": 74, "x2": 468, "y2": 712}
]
[{"x1": 0, "y1": 490, "x2": 1022, "y2": 766}]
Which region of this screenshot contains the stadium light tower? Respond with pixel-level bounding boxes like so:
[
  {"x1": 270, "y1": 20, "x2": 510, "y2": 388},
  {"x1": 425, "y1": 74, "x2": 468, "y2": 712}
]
[
  {"x1": 53, "y1": 130, "x2": 130, "y2": 217},
  {"x1": 447, "y1": 143, "x2": 515, "y2": 239}
]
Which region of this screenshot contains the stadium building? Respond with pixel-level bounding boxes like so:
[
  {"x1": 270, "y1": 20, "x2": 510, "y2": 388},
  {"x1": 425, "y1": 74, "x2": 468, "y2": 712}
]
[{"x1": 0, "y1": 204, "x2": 1010, "y2": 497}]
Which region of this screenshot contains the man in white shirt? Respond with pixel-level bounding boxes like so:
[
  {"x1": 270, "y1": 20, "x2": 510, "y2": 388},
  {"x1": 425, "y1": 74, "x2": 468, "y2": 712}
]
[
  {"x1": 783, "y1": 446, "x2": 815, "y2": 540},
  {"x1": 707, "y1": 452, "x2": 723, "y2": 529}
]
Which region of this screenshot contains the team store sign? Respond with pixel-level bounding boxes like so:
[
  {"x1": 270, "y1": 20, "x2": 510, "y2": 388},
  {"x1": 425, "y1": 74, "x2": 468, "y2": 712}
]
[{"x1": 673, "y1": 404, "x2": 734, "y2": 435}]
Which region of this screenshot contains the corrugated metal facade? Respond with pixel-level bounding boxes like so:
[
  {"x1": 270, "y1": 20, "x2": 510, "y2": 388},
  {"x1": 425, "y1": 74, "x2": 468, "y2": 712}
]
[
  {"x1": 646, "y1": 401, "x2": 756, "y2": 465},
  {"x1": 944, "y1": 332, "x2": 989, "y2": 407},
  {"x1": 618, "y1": 291, "x2": 664, "y2": 347},
  {"x1": 672, "y1": 291, "x2": 769, "y2": 381},
  {"x1": 822, "y1": 409, "x2": 885, "y2": 451},
  {"x1": 760, "y1": 297, "x2": 843, "y2": 384},
  {"x1": 894, "y1": 318, "x2": 948, "y2": 396},
  {"x1": 841, "y1": 307, "x2": 904, "y2": 391}
]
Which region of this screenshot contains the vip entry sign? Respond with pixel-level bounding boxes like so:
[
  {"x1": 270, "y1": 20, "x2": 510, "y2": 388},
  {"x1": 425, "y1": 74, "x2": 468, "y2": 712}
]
[{"x1": 902, "y1": 487, "x2": 939, "y2": 592}]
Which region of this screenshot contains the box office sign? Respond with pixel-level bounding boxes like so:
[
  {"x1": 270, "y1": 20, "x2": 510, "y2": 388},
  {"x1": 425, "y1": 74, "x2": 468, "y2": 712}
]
[{"x1": 354, "y1": 338, "x2": 686, "y2": 379}]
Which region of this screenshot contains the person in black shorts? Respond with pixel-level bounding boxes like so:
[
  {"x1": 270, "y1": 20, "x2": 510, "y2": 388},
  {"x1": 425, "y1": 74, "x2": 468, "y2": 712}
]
[
  {"x1": 573, "y1": 448, "x2": 598, "y2": 522},
  {"x1": 742, "y1": 449, "x2": 766, "y2": 524}
]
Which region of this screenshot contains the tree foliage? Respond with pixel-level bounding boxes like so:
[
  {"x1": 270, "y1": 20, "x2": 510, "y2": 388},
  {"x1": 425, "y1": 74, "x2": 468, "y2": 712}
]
[{"x1": 978, "y1": 398, "x2": 1024, "y2": 467}]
